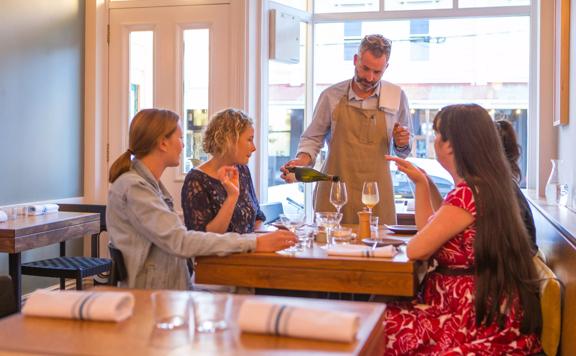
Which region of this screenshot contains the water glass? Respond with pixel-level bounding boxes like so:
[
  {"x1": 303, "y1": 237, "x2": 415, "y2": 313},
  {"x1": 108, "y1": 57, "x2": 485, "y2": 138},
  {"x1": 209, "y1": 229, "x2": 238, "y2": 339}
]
[
  {"x1": 192, "y1": 293, "x2": 231, "y2": 333},
  {"x1": 296, "y1": 225, "x2": 315, "y2": 249},
  {"x1": 151, "y1": 291, "x2": 190, "y2": 330},
  {"x1": 370, "y1": 216, "x2": 379, "y2": 240},
  {"x1": 315, "y1": 212, "x2": 342, "y2": 246}
]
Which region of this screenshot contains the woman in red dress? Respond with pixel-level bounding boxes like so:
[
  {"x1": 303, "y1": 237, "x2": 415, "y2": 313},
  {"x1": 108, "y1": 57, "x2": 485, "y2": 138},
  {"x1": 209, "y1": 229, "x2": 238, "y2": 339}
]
[{"x1": 385, "y1": 104, "x2": 542, "y2": 355}]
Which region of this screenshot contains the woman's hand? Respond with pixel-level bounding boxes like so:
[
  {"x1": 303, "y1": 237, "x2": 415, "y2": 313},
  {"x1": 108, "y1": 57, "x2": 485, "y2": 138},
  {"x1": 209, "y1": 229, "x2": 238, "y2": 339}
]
[
  {"x1": 255, "y1": 230, "x2": 297, "y2": 252},
  {"x1": 385, "y1": 155, "x2": 428, "y2": 185},
  {"x1": 217, "y1": 166, "x2": 240, "y2": 200}
]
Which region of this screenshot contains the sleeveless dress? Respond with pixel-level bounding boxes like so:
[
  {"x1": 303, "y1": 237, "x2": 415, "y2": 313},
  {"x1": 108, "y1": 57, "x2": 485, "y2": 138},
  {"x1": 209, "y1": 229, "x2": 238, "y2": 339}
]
[{"x1": 383, "y1": 182, "x2": 542, "y2": 355}]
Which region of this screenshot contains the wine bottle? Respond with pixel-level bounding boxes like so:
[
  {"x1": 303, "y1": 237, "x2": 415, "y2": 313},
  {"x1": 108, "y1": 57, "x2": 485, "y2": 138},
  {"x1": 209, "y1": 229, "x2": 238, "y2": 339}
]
[{"x1": 286, "y1": 166, "x2": 340, "y2": 182}]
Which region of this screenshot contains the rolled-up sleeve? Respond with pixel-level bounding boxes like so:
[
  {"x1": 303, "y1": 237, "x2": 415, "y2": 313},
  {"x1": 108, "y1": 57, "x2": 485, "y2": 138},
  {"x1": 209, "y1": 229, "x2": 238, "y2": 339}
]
[
  {"x1": 391, "y1": 90, "x2": 412, "y2": 159},
  {"x1": 296, "y1": 92, "x2": 332, "y2": 164},
  {"x1": 124, "y1": 181, "x2": 257, "y2": 257}
]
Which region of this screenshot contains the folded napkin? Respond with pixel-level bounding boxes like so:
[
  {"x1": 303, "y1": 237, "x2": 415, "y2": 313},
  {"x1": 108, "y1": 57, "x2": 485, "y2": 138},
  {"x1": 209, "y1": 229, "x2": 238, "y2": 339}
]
[
  {"x1": 326, "y1": 244, "x2": 398, "y2": 258},
  {"x1": 0, "y1": 211, "x2": 7, "y2": 222},
  {"x1": 23, "y1": 290, "x2": 135, "y2": 322},
  {"x1": 238, "y1": 300, "x2": 360, "y2": 342},
  {"x1": 26, "y1": 204, "x2": 59, "y2": 215},
  {"x1": 378, "y1": 80, "x2": 402, "y2": 114}
]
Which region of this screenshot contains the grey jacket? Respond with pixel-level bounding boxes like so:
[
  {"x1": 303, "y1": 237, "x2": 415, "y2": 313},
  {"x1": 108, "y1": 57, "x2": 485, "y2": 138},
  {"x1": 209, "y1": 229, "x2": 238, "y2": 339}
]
[{"x1": 107, "y1": 160, "x2": 257, "y2": 290}]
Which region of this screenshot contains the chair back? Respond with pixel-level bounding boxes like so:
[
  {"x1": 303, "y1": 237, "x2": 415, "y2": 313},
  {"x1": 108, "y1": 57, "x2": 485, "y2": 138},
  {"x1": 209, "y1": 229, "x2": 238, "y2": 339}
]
[
  {"x1": 108, "y1": 242, "x2": 128, "y2": 285},
  {"x1": 0, "y1": 276, "x2": 17, "y2": 318},
  {"x1": 533, "y1": 255, "x2": 563, "y2": 356},
  {"x1": 260, "y1": 202, "x2": 284, "y2": 224}
]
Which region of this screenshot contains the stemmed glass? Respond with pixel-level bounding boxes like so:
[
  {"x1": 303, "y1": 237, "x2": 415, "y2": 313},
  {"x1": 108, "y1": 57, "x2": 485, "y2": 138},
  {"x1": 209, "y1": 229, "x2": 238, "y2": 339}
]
[
  {"x1": 279, "y1": 213, "x2": 305, "y2": 253},
  {"x1": 362, "y1": 181, "x2": 380, "y2": 214},
  {"x1": 330, "y1": 181, "x2": 348, "y2": 225}
]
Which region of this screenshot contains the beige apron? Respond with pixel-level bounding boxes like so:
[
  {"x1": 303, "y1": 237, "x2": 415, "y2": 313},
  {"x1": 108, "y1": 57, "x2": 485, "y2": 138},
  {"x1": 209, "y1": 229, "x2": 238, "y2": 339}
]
[{"x1": 313, "y1": 92, "x2": 396, "y2": 224}]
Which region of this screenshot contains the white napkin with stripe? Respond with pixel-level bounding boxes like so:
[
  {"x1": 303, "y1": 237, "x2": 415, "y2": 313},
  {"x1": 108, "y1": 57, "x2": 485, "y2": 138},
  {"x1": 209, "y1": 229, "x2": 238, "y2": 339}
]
[
  {"x1": 326, "y1": 244, "x2": 398, "y2": 258},
  {"x1": 378, "y1": 80, "x2": 402, "y2": 114},
  {"x1": 23, "y1": 290, "x2": 134, "y2": 322},
  {"x1": 238, "y1": 300, "x2": 360, "y2": 342},
  {"x1": 26, "y1": 204, "x2": 59, "y2": 215}
]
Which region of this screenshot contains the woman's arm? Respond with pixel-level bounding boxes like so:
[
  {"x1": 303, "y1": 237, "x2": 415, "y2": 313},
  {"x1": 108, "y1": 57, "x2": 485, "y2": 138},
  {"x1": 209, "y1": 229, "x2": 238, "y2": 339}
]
[
  {"x1": 386, "y1": 156, "x2": 434, "y2": 228},
  {"x1": 407, "y1": 204, "x2": 474, "y2": 260},
  {"x1": 205, "y1": 166, "x2": 240, "y2": 233}
]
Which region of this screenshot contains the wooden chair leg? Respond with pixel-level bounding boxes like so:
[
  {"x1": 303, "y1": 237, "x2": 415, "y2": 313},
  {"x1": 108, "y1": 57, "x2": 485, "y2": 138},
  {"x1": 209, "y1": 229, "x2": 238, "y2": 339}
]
[
  {"x1": 76, "y1": 277, "x2": 82, "y2": 290},
  {"x1": 60, "y1": 278, "x2": 66, "y2": 290}
]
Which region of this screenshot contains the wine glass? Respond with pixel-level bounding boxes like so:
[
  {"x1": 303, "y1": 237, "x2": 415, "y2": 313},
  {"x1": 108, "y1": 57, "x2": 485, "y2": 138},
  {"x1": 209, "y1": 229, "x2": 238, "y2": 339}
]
[
  {"x1": 279, "y1": 213, "x2": 305, "y2": 253},
  {"x1": 362, "y1": 181, "x2": 380, "y2": 214},
  {"x1": 329, "y1": 181, "x2": 348, "y2": 224}
]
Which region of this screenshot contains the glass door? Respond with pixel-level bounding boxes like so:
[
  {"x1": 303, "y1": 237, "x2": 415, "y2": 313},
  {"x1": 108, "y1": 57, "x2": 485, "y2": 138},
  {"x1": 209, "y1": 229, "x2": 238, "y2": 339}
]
[{"x1": 108, "y1": 4, "x2": 233, "y2": 209}]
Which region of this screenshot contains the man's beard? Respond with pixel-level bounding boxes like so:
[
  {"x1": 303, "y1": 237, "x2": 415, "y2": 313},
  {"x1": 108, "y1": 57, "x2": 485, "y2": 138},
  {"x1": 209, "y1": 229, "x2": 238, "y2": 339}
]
[{"x1": 353, "y1": 72, "x2": 378, "y2": 92}]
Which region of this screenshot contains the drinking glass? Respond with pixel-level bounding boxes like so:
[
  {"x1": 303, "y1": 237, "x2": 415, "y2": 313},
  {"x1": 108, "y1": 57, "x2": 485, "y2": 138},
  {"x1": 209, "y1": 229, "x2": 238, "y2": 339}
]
[
  {"x1": 279, "y1": 213, "x2": 305, "y2": 253},
  {"x1": 315, "y1": 212, "x2": 342, "y2": 247},
  {"x1": 329, "y1": 181, "x2": 348, "y2": 224},
  {"x1": 362, "y1": 181, "x2": 380, "y2": 214}
]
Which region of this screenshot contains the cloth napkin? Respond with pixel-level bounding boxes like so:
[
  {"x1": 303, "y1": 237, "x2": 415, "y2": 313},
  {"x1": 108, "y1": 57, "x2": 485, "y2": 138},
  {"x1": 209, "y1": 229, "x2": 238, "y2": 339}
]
[
  {"x1": 26, "y1": 204, "x2": 59, "y2": 215},
  {"x1": 23, "y1": 290, "x2": 135, "y2": 322},
  {"x1": 326, "y1": 244, "x2": 398, "y2": 258},
  {"x1": 378, "y1": 81, "x2": 401, "y2": 114},
  {"x1": 238, "y1": 300, "x2": 360, "y2": 343},
  {"x1": 0, "y1": 211, "x2": 7, "y2": 222}
]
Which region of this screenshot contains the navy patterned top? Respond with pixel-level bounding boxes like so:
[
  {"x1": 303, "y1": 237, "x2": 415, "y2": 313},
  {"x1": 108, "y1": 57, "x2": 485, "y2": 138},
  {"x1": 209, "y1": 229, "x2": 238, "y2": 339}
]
[{"x1": 181, "y1": 165, "x2": 265, "y2": 233}]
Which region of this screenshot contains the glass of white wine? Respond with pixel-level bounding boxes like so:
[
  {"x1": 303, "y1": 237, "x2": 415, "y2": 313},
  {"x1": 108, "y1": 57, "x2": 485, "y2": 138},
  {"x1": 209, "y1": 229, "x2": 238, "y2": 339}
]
[
  {"x1": 329, "y1": 181, "x2": 348, "y2": 224},
  {"x1": 362, "y1": 181, "x2": 380, "y2": 214}
]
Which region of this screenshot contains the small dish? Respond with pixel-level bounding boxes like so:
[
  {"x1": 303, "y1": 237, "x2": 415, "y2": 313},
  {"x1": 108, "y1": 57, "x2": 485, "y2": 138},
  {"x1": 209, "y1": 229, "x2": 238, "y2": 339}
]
[
  {"x1": 361, "y1": 237, "x2": 406, "y2": 247},
  {"x1": 383, "y1": 224, "x2": 418, "y2": 234}
]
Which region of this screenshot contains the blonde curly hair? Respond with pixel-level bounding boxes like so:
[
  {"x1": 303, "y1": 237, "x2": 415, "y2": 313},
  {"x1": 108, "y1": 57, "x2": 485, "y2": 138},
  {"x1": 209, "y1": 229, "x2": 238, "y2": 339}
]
[{"x1": 203, "y1": 108, "x2": 254, "y2": 156}]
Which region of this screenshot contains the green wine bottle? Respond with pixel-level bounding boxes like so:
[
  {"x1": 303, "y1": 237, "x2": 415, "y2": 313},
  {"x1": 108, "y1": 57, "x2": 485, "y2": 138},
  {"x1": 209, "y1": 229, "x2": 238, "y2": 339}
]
[{"x1": 286, "y1": 166, "x2": 340, "y2": 182}]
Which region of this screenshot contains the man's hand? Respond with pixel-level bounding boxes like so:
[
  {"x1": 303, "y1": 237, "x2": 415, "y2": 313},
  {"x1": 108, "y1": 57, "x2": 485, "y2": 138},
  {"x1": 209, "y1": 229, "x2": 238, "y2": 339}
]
[
  {"x1": 279, "y1": 153, "x2": 312, "y2": 183},
  {"x1": 255, "y1": 230, "x2": 297, "y2": 252},
  {"x1": 393, "y1": 122, "x2": 410, "y2": 148},
  {"x1": 217, "y1": 166, "x2": 240, "y2": 200}
]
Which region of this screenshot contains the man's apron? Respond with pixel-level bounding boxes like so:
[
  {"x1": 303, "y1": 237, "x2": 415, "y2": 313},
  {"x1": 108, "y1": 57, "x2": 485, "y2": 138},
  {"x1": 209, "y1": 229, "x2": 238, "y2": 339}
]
[{"x1": 313, "y1": 93, "x2": 396, "y2": 225}]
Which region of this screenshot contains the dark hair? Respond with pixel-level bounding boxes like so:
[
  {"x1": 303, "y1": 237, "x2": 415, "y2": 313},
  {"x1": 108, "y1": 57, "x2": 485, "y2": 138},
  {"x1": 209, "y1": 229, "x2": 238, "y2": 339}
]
[
  {"x1": 495, "y1": 120, "x2": 522, "y2": 182},
  {"x1": 109, "y1": 109, "x2": 180, "y2": 183},
  {"x1": 433, "y1": 104, "x2": 541, "y2": 334}
]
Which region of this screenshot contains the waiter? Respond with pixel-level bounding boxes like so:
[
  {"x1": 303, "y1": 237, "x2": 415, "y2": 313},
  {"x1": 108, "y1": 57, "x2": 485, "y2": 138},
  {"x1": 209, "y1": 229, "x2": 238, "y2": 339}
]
[{"x1": 280, "y1": 34, "x2": 412, "y2": 224}]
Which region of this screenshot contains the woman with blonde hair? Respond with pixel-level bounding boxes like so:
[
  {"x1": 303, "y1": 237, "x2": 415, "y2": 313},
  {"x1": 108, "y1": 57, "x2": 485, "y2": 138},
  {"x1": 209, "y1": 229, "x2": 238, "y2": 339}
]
[
  {"x1": 107, "y1": 108, "x2": 296, "y2": 290},
  {"x1": 182, "y1": 108, "x2": 265, "y2": 233}
]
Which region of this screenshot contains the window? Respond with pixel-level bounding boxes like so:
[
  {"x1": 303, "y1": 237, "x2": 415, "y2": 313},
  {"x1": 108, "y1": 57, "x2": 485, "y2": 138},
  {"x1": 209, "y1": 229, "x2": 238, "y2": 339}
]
[
  {"x1": 182, "y1": 29, "x2": 210, "y2": 173},
  {"x1": 128, "y1": 31, "x2": 153, "y2": 122},
  {"x1": 262, "y1": 1, "x2": 531, "y2": 210}
]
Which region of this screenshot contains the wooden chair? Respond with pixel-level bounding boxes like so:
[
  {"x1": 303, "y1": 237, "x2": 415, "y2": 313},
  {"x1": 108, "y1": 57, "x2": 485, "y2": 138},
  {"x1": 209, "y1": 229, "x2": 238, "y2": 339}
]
[
  {"x1": 20, "y1": 204, "x2": 112, "y2": 290},
  {"x1": 533, "y1": 255, "x2": 563, "y2": 356},
  {"x1": 107, "y1": 242, "x2": 127, "y2": 286},
  {"x1": 260, "y1": 202, "x2": 284, "y2": 224},
  {"x1": 0, "y1": 276, "x2": 17, "y2": 318}
]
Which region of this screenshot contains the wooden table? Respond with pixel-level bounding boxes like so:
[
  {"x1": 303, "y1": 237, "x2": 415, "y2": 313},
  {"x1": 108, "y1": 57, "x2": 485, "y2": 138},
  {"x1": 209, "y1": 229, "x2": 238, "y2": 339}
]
[
  {"x1": 196, "y1": 229, "x2": 417, "y2": 297},
  {"x1": 0, "y1": 212, "x2": 100, "y2": 311},
  {"x1": 0, "y1": 289, "x2": 387, "y2": 355}
]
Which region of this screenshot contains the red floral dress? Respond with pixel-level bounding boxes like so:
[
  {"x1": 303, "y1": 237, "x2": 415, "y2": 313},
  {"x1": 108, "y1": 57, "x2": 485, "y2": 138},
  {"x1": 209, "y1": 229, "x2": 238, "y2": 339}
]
[{"x1": 383, "y1": 182, "x2": 542, "y2": 355}]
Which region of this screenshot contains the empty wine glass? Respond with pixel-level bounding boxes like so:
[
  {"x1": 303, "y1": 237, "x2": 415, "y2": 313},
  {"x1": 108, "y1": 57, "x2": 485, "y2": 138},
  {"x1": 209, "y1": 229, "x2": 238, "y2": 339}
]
[
  {"x1": 362, "y1": 181, "x2": 380, "y2": 214},
  {"x1": 279, "y1": 213, "x2": 305, "y2": 253},
  {"x1": 330, "y1": 181, "x2": 348, "y2": 225}
]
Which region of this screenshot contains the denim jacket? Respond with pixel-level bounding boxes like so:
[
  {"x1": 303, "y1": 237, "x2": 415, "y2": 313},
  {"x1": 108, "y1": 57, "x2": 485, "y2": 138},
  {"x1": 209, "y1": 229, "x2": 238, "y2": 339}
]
[{"x1": 106, "y1": 160, "x2": 256, "y2": 290}]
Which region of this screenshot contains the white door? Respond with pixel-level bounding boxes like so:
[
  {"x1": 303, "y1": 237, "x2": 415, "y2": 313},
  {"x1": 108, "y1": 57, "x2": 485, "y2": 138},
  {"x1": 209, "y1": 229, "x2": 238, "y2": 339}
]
[{"x1": 108, "y1": 4, "x2": 233, "y2": 210}]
